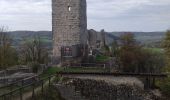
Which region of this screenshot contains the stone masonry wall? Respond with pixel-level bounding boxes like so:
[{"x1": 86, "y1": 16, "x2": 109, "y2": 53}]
[{"x1": 52, "y1": 0, "x2": 87, "y2": 60}]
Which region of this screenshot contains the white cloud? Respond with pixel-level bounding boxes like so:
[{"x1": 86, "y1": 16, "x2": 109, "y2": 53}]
[
  {"x1": 87, "y1": 0, "x2": 170, "y2": 31},
  {"x1": 0, "y1": 0, "x2": 170, "y2": 31},
  {"x1": 0, "y1": 0, "x2": 51, "y2": 14},
  {"x1": 0, "y1": 0, "x2": 51, "y2": 31}
]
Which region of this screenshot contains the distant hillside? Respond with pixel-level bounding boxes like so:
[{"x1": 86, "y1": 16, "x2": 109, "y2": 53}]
[
  {"x1": 110, "y1": 32, "x2": 166, "y2": 47},
  {"x1": 8, "y1": 31, "x2": 52, "y2": 48},
  {"x1": 8, "y1": 31, "x2": 165, "y2": 49},
  {"x1": 8, "y1": 30, "x2": 119, "y2": 49}
]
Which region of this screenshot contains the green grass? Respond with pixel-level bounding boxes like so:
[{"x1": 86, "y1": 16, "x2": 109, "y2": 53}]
[
  {"x1": 150, "y1": 48, "x2": 163, "y2": 52},
  {"x1": 40, "y1": 67, "x2": 108, "y2": 77},
  {"x1": 39, "y1": 67, "x2": 63, "y2": 78},
  {"x1": 45, "y1": 67, "x2": 62, "y2": 74},
  {"x1": 27, "y1": 85, "x2": 64, "y2": 100},
  {"x1": 156, "y1": 77, "x2": 170, "y2": 97},
  {"x1": 63, "y1": 67, "x2": 107, "y2": 73},
  {"x1": 96, "y1": 55, "x2": 110, "y2": 62},
  {"x1": 144, "y1": 47, "x2": 164, "y2": 53}
]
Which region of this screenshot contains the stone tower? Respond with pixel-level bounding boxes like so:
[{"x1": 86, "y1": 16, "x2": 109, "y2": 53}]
[{"x1": 52, "y1": 0, "x2": 87, "y2": 63}]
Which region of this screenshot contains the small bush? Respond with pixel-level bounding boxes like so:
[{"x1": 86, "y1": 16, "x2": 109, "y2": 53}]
[
  {"x1": 157, "y1": 77, "x2": 170, "y2": 97},
  {"x1": 28, "y1": 62, "x2": 41, "y2": 73}
]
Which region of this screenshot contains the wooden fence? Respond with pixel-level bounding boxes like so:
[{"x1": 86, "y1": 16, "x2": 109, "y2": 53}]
[
  {"x1": 0, "y1": 67, "x2": 168, "y2": 100},
  {"x1": 0, "y1": 75, "x2": 54, "y2": 100}
]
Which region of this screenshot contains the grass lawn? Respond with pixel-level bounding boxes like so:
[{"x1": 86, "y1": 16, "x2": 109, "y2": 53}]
[
  {"x1": 63, "y1": 67, "x2": 108, "y2": 73},
  {"x1": 40, "y1": 66, "x2": 109, "y2": 77},
  {"x1": 96, "y1": 55, "x2": 111, "y2": 62},
  {"x1": 39, "y1": 67, "x2": 63, "y2": 79}
]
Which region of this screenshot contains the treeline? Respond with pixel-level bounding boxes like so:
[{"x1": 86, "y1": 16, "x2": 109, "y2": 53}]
[
  {"x1": 102, "y1": 31, "x2": 170, "y2": 97},
  {"x1": 158, "y1": 30, "x2": 170, "y2": 96},
  {"x1": 102, "y1": 32, "x2": 165, "y2": 74},
  {"x1": 0, "y1": 27, "x2": 49, "y2": 73}
]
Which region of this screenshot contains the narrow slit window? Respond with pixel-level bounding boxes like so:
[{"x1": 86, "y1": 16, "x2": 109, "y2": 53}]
[{"x1": 68, "y1": 6, "x2": 71, "y2": 11}]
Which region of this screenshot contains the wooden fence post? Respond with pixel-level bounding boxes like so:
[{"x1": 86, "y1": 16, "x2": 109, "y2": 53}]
[
  {"x1": 20, "y1": 80, "x2": 24, "y2": 100},
  {"x1": 10, "y1": 91, "x2": 13, "y2": 100},
  {"x1": 49, "y1": 77, "x2": 51, "y2": 87},
  {"x1": 20, "y1": 88, "x2": 23, "y2": 100},
  {"x1": 41, "y1": 80, "x2": 44, "y2": 94},
  {"x1": 9, "y1": 83, "x2": 13, "y2": 100},
  {"x1": 4, "y1": 95, "x2": 6, "y2": 100},
  {"x1": 152, "y1": 78, "x2": 156, "y2": 88},
  {"x1": 32, "y1": 82, "x2": 35, "y2": 100},
  {"x1": 10, "y1": 83, "x2": 13, "y2": 91}
]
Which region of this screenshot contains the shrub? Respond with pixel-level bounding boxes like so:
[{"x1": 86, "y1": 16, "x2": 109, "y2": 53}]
[
  {"x1": 28, "y1": 62, "x2": 41, "y2": 73},
  {"x1": 157, "y1": 77, "x2": 170, "y2": 96}
]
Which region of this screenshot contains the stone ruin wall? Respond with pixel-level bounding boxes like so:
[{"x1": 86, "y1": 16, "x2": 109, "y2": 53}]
[
  {"x1": 55, "y1": 78, "x2": 164, "y2": 100},
  {"x1": 52, "y1": 0, "x2": 87, "y2": 60},
  {"x1": 88, "y1": 29, "x2": 106, "y2": 50},
  {"x1": 87, "y1": 29, "x2": 119, "y2": 50}
]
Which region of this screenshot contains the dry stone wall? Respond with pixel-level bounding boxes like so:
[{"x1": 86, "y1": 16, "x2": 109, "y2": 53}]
[{"x1": 55, "y1": 78, "x2": 164, "y2": 100}]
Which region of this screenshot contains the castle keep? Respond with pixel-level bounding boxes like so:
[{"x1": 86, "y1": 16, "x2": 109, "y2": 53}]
[{"x1": 52, "y1": 0, "x2": 87, "y2": 63}]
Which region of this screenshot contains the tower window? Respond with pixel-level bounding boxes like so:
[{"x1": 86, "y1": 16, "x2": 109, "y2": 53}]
[{"x1": 68, "y1": 6, "x2": 71, "y2": 11}]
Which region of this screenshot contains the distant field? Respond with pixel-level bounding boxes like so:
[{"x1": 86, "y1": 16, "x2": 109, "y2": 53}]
[
  {"x1": 144, "y1": 47, "x2": 164, "y2": 53},
  {"x1": 111, "y1": 32, "x2": 165, "y2": 47}
]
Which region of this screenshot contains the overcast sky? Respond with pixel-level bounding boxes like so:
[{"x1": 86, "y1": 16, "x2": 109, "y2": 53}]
[{"x1": 0, "y1": 0, "x2": 170, "y2": 32}]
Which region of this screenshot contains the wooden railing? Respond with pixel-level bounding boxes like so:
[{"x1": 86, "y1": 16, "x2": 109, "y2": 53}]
[
  {"x1": 0, "y1": 69, "x2": 168, "y2": 100},
  {"x1": 0, "y1": 75, "x2": 55, "y2": 100}
]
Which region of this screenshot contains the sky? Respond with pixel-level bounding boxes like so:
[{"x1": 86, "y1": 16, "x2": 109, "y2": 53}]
[{"x1": 0, "y1": 0, "x2": 170, "y2": 32}]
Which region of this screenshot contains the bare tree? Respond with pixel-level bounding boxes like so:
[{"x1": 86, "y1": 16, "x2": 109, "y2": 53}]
[
  {"x1": 0, "y1": 27, "x2": 18, "y2": 70},
  {"x1": 20, "y1": 34, "x2": 49, "y2": 72},
  {"x1": 19, "y1": 34, "x2": 49, "y2": 73}
]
